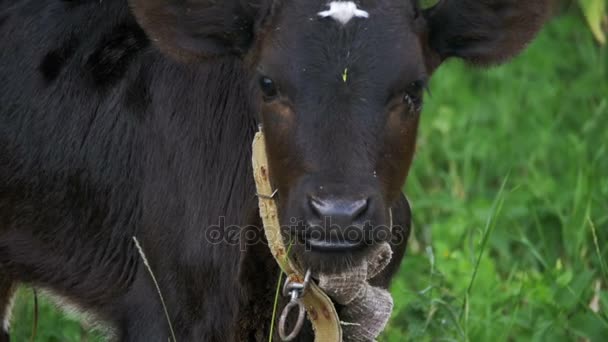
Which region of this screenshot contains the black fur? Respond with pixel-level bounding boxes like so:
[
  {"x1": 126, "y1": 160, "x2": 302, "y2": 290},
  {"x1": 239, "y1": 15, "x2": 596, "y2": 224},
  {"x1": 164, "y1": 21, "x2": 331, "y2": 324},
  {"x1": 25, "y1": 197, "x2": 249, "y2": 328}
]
[{"x1": 0, "y1": 0, "x2": 549, "y2": 340}]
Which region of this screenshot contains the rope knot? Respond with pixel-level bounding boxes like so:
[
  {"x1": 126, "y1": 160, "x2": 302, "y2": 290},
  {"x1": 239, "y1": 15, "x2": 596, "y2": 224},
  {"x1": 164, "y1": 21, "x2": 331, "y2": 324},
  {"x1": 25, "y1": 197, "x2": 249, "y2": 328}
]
[{"x1": 316, "y1": 242, "x2": 394, "y2": 341}]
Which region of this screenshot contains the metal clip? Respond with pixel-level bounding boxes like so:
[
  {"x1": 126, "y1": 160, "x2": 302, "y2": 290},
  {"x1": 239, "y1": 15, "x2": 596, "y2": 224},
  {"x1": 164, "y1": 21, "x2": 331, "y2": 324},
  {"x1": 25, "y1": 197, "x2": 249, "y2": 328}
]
[
  {"x1": 278, "y1": 270, "x2": 312, "y2": 341},
  {"x1": 256, "y1": 189, "x2": 278, "y2": 200}
]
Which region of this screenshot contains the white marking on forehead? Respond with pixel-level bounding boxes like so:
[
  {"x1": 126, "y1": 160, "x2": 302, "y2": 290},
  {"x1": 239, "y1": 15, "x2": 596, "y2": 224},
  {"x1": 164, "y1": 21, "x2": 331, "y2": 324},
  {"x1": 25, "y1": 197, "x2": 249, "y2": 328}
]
[{"x1": 318, "y1": 1, "x2": 369, "y2": 25}]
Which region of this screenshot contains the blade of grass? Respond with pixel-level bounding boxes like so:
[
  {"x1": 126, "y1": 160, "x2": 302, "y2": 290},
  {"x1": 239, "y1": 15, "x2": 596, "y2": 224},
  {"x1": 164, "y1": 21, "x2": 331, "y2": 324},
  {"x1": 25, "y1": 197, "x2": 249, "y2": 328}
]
[
  {"x1": 565, "y1": 285, "x2": 608, "y2": 328},
  {"x1": 432, "y1": 298, "x2": 466, "y2": 339},
  {"x1": 502, "y1": 285, "x2": 523, "y2": 340},
  {"x1": 30, "y1": 288, "x2": 38, "y2": 342},
  {"x1": 268, "y1": 268, "x2": 286, "y2": 342},
  {"x1": 268, "y1": 238, "x2": 295, "y2": 342},
  {"x1": 462, "y1": 293, "x2": 470, "y2": 341},
  {"x1": 518, "y1": 236, "x2": 549, "y2": 270},
  {"x1": 460, "y1": 175, "x2": 509, "y2": 324},
  {"x1": 133, "y1": 237, "x2": 177, "y2": 342},
  {"x1": 588, "y1": 215, "x2": 608, "y2": 284}
]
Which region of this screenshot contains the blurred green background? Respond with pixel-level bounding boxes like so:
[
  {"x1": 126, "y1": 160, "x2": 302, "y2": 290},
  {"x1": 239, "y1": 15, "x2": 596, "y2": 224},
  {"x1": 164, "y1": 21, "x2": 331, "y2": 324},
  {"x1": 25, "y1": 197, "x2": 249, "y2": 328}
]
[{"x1": 10, "y1": 2, "x2": 608, "y2": 341}]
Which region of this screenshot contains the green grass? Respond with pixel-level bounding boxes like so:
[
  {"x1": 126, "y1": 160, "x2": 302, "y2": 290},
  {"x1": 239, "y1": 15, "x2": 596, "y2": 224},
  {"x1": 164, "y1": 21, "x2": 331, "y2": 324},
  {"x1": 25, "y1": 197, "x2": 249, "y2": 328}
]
[
  {"x1": 386, "y1": 12, "x2": 608, "y2": 342},
  {"x1": 11, "y1": 288, "x2": 104, "y2": 342},
  {"x1": 10, "y1": 11, "x2": 608, "y2": 342}
]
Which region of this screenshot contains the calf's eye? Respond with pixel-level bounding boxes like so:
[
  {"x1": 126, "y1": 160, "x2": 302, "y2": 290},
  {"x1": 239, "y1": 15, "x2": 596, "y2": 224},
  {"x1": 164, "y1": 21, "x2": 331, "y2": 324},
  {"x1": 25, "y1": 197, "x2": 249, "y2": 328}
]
[
  {"x1": 403, "y1": 79, "x2": 426, "y2": 112},
  {"x1": 259, "y1": 76, "x2": 278, "y2": 100}
]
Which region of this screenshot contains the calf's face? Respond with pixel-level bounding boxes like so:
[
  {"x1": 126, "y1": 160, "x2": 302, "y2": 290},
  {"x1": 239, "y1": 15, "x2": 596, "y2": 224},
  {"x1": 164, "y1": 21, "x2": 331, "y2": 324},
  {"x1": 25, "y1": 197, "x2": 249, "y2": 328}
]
[
  {"x1": 255, "y1": 1, "x2": 425, "y2": 271},
  {"x1": 131, "y1": 0, "x2": 551, "y2": 272}
]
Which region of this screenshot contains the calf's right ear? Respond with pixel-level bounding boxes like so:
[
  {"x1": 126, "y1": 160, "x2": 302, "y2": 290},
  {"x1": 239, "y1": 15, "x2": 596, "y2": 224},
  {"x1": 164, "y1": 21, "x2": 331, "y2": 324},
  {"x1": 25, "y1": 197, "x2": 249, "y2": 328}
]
[{"x1": 129, "y1": 0, "x2": 267, "y2": 61}]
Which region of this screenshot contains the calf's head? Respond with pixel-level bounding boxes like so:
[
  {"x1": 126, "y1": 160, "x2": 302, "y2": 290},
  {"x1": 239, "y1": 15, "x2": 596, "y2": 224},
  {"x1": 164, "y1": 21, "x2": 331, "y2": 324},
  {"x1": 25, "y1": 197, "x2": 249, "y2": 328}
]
[{"x1": 131, "y1": 0, "x2": 550, "y2": 272}]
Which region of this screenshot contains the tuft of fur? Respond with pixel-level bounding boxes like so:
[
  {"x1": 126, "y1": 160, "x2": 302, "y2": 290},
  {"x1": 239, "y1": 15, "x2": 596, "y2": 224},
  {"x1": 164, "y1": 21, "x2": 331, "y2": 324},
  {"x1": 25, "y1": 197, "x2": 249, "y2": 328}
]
[{"x1": 317, "y1": 1, "x2": 369, "y2": 25}]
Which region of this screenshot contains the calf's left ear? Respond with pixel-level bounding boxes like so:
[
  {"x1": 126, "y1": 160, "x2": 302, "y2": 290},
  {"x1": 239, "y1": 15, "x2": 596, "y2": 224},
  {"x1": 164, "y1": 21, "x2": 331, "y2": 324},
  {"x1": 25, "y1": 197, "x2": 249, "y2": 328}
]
[
  {"x1": 129, "y1": 0, "x2": 269, "y2": 61},
  {"x1": 422, "y1": 0, "x2": 553, "y2": 68}
]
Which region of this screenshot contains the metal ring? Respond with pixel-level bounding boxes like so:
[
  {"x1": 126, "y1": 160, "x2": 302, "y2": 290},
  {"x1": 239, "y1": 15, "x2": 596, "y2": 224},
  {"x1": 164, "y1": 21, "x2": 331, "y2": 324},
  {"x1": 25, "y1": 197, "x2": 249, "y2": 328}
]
[{"x1": 278, "y1": 298, "x2": 306, "y2": 341}]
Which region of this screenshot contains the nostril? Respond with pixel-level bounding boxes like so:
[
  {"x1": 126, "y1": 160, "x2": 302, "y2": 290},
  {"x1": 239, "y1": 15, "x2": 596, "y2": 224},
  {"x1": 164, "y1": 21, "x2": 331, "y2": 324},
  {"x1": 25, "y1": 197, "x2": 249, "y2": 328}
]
[
  {"x1": 351, "y1": 198, "x2": 369, "y2": 221},
  {"x1": 308, "y1": 196, "x2": 370, "y2": 222}
]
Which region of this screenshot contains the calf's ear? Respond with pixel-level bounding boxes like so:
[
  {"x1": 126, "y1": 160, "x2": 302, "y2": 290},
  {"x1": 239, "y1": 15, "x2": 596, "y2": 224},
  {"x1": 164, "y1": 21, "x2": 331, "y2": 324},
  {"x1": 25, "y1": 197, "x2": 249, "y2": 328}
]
[
  {"x1": 129, "y1": 0, "x2": 267, "y2": 61},
  {"x1": 422, "y1": 0, "x2": 553, "y2": 68}
]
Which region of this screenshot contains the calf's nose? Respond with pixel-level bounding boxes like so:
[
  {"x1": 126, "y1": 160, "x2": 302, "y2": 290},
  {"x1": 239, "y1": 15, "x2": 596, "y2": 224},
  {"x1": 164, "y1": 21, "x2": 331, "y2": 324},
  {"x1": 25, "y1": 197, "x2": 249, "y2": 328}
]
[
  {"x1": 301, "y1": 195, "x2": 375, "y2": 252},
  {"x1": 309, "y1": 196, "x2": 369, "y2": 225}
]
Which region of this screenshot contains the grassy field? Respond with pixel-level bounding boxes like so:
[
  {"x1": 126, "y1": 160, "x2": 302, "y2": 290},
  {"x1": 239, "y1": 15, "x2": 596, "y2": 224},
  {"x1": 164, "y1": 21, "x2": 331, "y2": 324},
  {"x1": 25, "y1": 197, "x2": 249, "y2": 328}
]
[
  {"x1": 386, "y1": 10, "x2": 608, "y2": 342},
  {"x1": 10, "y1": 9, "x2": 608, "y2": 342}
]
